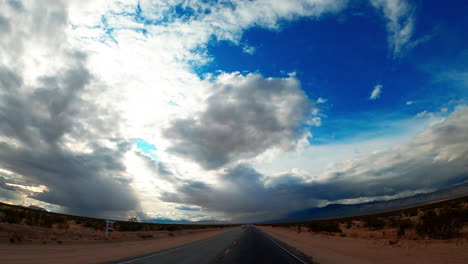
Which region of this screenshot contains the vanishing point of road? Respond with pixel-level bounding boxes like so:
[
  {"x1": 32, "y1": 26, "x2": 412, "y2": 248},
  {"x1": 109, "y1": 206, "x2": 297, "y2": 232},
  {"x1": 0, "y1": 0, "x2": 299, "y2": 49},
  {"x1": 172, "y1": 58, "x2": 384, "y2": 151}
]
[{"x1": 108, "y1": 226, "x2": 313, "y2": 264}]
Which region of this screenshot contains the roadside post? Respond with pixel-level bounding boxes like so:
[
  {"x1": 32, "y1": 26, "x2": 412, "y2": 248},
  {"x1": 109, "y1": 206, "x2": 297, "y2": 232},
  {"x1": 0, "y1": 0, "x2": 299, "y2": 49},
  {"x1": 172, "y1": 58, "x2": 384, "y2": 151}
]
[{"x1": 106, "y1": 219, "x2": 114, "y2": 237}]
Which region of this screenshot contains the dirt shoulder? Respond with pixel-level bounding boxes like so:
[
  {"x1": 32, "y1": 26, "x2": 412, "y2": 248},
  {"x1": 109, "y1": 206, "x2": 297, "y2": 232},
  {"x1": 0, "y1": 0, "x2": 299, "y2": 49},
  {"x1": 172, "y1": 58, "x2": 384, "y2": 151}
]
[
  {"x1": 0, "y1": 227, "x2": 234, "y2": 264},
  {"x1": 258, "y1": 226, "x2": 468, "y2": 264}
]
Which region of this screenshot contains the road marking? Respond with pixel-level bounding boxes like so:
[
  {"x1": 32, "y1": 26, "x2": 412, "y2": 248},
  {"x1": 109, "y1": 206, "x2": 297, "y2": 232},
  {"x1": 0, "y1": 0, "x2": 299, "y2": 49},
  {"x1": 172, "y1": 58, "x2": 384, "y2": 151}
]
[
  {"x1": 115, "y1": 229, "x2": 238, "y2": 264},
  {"x1": 260, "y1": 230, "x2": 308, "y2": 264}
]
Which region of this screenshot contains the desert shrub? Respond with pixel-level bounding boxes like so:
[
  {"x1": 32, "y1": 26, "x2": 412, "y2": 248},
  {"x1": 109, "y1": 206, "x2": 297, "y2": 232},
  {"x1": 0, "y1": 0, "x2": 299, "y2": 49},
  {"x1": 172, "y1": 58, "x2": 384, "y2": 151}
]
[
  {"x1": 406, "y1": 209, "x2": 418, "y2": 217},
  {"x1": 116, "y1": 221, "x2": 144, "y2": 231},
  {"x1": 5, "y1": 213, "x2": 22, "y2": 224},
  {"x1": 460, "y1": 207, "x2": 468, "y2": 222},
  {"x1": 82, "y1": 220, "x2": 103, "y2": 230},
  {"x1": 416, "y1": 209, "x2": 462, "y2": 239},
  {"x1": 164, "y1": 225, "x2": 182, "y2": 231},
  {"x1": 54, "y1": 215, "x2": 67, "y2": 224},
  {"x1": 397, "y1": 219, "x2": 413, "y2": 238},
  {"x1": 307, "y1": 221, "x2": 342, "y2": 233},
  {"x1": 3, "y1": 208, "x2": 27, "y2": 224},
  {"x1": 138, "y1": 233, "x2": 154, "y2": 239},
  {"x1": 57, "y1": 222, "x2": 70, "y2": 229},
  {"x1": 25, "y1": 212, "x2": 40, "y2": 226},
  {"x1": 345, "y1": 221, "x2": 352, "y2": 229},
  {"x1": 40, "y1": 215, "x2": 55, "y2": 228},
  {"x1": 387, "y1": 216, "x2": 400, "y2": 228},
  {"x1": 363, "y1": 217, "x2": 385, "y2": 230}
]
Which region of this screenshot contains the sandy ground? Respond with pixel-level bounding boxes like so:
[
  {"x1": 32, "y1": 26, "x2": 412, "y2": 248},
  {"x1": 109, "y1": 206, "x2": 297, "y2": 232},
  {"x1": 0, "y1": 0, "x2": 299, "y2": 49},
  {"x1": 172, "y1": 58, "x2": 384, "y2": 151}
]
[
  {"x1": 0, "y1": 227, "x2": 234, "y2": 264},
  {"x1": 258, "y1": 226, "x2": 468, "y2": 264}
]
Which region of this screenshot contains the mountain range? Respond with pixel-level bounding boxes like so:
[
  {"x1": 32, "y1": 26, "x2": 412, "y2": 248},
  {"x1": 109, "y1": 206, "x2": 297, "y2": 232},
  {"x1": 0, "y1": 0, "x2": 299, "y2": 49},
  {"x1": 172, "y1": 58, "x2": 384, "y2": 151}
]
[{"x1": 270, "y1": 182, "x2": 468, "y2": 223}]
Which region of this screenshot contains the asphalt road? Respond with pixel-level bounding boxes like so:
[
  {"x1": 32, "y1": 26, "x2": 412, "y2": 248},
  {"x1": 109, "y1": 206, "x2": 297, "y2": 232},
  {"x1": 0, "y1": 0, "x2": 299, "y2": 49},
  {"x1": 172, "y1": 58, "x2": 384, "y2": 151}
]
[{"x1": 111, "y1": 226, "x2": 313, "y2": 264}]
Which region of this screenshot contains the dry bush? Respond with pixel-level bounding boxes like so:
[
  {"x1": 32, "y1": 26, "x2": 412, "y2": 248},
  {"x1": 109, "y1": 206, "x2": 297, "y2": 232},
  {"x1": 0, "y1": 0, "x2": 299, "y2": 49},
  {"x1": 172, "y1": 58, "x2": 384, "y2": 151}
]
[
  {"x1": 82, "y1": 219, "x2": 104, "y2": 230},
  {"x1": 306, "y1": 221, "x2": 342, "y2": 233},
  {"x1": 56, "y1": 222, "x2": 70, "y2": 229},
  {"x1": 345, "y1": 221, "x2": 352, "y2": 229},
  {"x1": 416, "y1": 209, "x2": 463, "y2": 239},
  {"x1": 397, "y1": 219, "x2": 413, "y2": 238},
  {"x1": 137, "y1": 233, "x2": 154, "y2": 239},
  {"x1": 362, "y1": 217, "x2": 385, "y2": 230}
]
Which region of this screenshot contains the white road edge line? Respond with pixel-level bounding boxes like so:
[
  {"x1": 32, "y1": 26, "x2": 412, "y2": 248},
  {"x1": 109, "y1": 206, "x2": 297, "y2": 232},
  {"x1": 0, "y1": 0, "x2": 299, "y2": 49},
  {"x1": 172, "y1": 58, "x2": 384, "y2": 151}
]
[
  {"x1": 115, "y1": 229, "x2": 235, "y2": 264},
  {"x1": 261, "y1": 231, "x2": 308, "y2": 264}
]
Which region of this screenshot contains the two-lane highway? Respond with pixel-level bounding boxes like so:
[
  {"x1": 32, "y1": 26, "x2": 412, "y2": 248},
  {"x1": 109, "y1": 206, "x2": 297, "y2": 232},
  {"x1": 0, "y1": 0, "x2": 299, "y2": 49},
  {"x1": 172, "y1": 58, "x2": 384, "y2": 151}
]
[{"x1": 110, "y1": 226, "x2": 313, "y2": 264}]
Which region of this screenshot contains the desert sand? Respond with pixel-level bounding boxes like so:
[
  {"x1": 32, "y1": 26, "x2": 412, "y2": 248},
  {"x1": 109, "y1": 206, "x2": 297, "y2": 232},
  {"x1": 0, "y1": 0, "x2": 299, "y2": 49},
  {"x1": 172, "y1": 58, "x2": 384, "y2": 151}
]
[
  {"x1": 258, "y1": 225, "x2": 468, "y2": 264},
  {"x1": 0, "y1": 227, "x2": 234, "y2": 264}
]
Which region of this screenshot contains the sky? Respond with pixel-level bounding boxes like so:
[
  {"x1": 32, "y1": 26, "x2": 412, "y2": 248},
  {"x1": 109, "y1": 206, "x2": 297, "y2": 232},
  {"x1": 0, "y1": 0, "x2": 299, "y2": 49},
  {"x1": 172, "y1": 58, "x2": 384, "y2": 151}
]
[{"x1": 0, "y1": 0, "x2": 467, "y2": 223}]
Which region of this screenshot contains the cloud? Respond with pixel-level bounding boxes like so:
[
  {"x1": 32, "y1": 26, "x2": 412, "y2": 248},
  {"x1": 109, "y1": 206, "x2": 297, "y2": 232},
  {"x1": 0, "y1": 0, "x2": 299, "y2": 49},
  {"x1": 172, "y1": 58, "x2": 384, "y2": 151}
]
[
  {"x1": 163, "y1": 72, "x2": 315, "y2": 170},
  {"x1": 161, "y1": 108, "x2": 468, "y2": 221},
  {"x1": 369, "y1": 0, "x2": 415, "y2": 57},
  {"x1": 0, "y1": 176, "x2": 16, "y2": 192},
  {"x1": 241, "y1": 45, "x2": 256, "y2": 55},
  {"x1": 0, "y1": 63, "x2": 139, "y2": 216},
  {"x1": 175, "y1": 205, "x2": 202, "y2": 211},
  {"x1": 0, "y1": 1, "x2": 139, "y2": 217},
  {"x1": 369, "y1": 84, "x2": 383, "y2": 100},
  {"x1": 0, "y1": 0, "x2": 456, "y2": 223},
  {"x1": 0, "y1": 0, "x2": 349, "y2": 219},
  {"x1": 161, "y1": 164, "x2": 312, "y2": 221},
  {"x1": 316, "y1": 97, "x2": 328, "y2": 104}
]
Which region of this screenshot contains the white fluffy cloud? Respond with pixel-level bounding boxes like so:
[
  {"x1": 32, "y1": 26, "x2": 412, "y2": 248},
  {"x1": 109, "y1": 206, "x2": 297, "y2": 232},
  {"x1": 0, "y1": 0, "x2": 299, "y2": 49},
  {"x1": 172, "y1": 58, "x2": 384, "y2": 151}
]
[
  {"x1": 370, "y1": 0, "x2": 415, "y2": 57},
  {"x1": 369, "y1": 84, "x2": 383, "y2": 100}
]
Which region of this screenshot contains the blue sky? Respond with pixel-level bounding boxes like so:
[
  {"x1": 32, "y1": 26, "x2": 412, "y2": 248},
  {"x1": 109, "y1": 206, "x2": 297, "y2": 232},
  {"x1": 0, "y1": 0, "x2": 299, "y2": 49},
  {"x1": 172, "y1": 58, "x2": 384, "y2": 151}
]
[
  {"x1": 0, "y1": 0, "x2": 467, "y2": 223},
  {"x1": 199, "y1": 0, "x2": 467, "y2": 144}
]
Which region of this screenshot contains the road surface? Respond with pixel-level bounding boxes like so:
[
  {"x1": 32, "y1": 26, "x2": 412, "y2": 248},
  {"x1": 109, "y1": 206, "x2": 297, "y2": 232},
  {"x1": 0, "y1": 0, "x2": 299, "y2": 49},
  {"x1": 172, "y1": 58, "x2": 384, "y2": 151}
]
[{"x1": 109, "y1": 226, "x2": 313, "y2": 264}]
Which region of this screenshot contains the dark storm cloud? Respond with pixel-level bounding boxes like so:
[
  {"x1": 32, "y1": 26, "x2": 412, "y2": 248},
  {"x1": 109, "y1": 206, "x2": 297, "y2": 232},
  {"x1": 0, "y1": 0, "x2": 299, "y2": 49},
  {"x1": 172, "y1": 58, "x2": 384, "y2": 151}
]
[
  {"x1": 0, "y1": 59, "x2": 139, "y2": 216},
  {"x1": 0, "y1": 2, "x2": 139, "y2": 217},
  {"x1": 164, "y1": 73, "x2": 314, "y2": 170},
  {"x1": 0, "y1": 188, "x2": 20, "y2": 201},
  {"x1": 0, "y1": 176, "x2": 15, "y2": 191},
  {"x1": 160, "y1": 164, "x2": 312, "y2": 221},
  {"x1": 161, "y1": 109, "x2": 468, "y2": 221}
]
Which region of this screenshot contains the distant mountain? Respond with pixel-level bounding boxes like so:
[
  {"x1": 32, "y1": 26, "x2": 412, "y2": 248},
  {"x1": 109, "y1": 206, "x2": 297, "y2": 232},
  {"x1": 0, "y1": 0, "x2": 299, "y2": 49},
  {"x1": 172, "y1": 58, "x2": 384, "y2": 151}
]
[
  {"x1": 21, "y1": 205, "x2": 48, "y2": 211},
  {"x1": 148, "y1": 217, "x2": 191, "y2": 223},
  {"x1": 271, "y1": 182, "x2": 468, "y2": 223},
  {"x1": 146, "y1": 218, "x2": 229, "y2": 224},
  {"x1": 192, "y1": 219, "x2": 229, "y2": 224}
]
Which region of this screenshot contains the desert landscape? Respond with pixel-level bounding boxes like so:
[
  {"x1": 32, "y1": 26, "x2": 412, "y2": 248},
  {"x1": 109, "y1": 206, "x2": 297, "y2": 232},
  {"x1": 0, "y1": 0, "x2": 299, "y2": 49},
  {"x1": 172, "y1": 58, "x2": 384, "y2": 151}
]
[
  {"x1": 1, "y1": 1, "x2": 468, "y2": 263},
  {"x1": 0, "y1": 202, "x2": 235, "y2": 263},
  {"x1": 1, "y1": 196, "x2": 468, "y2": 263},
  {"x1": 259, "y1": 195, "x2": 468, "y2": 263}
]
